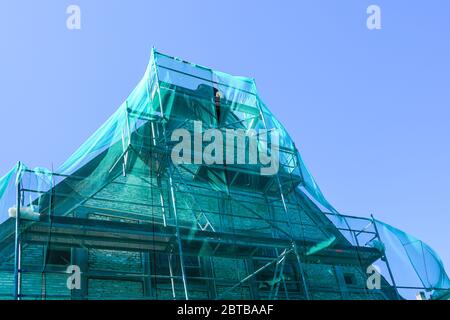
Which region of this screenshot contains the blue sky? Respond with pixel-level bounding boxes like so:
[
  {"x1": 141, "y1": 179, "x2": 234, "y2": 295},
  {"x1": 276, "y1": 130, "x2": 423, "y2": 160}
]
[{"x1": 0, "y1": 0, "x2": 449, "y2": 271}]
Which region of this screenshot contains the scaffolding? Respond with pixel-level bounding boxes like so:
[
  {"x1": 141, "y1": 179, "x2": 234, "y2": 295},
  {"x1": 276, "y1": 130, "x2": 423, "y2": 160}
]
[{"x1": 0, "y1": 49, "x2": 448, "y2": 300}]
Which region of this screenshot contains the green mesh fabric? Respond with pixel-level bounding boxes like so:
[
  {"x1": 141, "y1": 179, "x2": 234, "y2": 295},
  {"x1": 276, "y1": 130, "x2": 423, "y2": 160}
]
[
  {"x1": 306, "y1": 235, "x2": 337, "y2": 256},
  {"x1": 0, "y1": 162, "x2": 56, "y2": 223},
  {"x1": 27, "y1": 49, "x2": 338, "y2": 221},
  {"x1": 0, "y1": 165, "x2": 17, "y2": 201},
  {"x1": 0, "y1": 164, "x2": 19, "y2": 222},
  {"x1": 0, "y1": 48, "x2": 448, "y2": 300},
  {"x1": 374, "y1": 219, "x2": 450, "y2": 292},
  {"x1": 0, "y1": 162, "x2": 28, "y2": 222}
]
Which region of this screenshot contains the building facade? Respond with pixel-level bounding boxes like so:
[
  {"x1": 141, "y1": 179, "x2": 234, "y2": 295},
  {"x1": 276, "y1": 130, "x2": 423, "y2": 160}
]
[{"x1": 1, "y1": 49, "x2": 446, "y2": 300}]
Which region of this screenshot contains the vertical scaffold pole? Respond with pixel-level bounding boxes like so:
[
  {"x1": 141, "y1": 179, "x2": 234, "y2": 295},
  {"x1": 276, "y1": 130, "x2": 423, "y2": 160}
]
[
  {"x1": 151, "y1": 48, "x2": 189, "y2": 300},
  {"x1": 256, "y1": 97, "x2": 310, "y2": 300},
  {"x1": 277, "y1": 174, "x2": 310, "y2": 300},
  {"x1": 167, "y1": 169, "x2": 189, "y2": 300},
  {"x1": 13, "y1": 173, "x2": 22, "y2": 300}
]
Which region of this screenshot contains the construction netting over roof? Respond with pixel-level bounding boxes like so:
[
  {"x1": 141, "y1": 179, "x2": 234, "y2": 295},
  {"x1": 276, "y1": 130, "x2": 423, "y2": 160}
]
[{"x1": 0, "y1": 49, "x2": 449, "y2": 300}]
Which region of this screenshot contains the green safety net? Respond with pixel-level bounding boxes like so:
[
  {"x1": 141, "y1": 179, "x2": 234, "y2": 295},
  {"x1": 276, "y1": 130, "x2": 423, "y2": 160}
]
[
  {"x1": 0, "y1": 165, "x2": 18, "y2": 201},
  {"x1": 0, "y1": 48, "x2": 448, "y2": 300},
  {"x1": 0, "y1": 164, "x2": 19, "y2": 223},
  {"x1": 0, "y1": 162, "x2": 27, "y2": 223},
  {"x1": 0, "y1": 163, "x2": 55, "y2": 223},
  {"x1": 53, "y1": 48, "x2": 337, "y2": 220},
  {"x1": 374, "y1": 219, "x2": 450, "y2": 296}
]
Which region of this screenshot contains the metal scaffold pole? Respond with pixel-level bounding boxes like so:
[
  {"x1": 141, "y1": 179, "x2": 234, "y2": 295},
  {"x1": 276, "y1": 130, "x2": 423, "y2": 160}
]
[
  {"x1": 276, "y1": 173, "x2": 310, "y2": 300},
  {"x1": 257, "y1": 100, "x2": 311, "y2": 300},
  {"x1": 151, "y1": 49, "x2": 189, "y2": 300},
  {"x1": 167, "y1": 168, "x2": 189, "y2": 300},
  {"x1": 13, "y1": 174, "x2": 22, "y2": 300},
  {"x1": 216, "y1": 248, "x2": 294, "y2": 300}
]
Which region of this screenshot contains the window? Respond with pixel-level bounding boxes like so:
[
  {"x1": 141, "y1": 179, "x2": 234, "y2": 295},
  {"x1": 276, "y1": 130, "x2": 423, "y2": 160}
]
[
  {"x1": 343, "y1": 273, "x2": 356, "y2": 286},
  {"x1": 46, "y1": 248, "x2": 71, "y2": 266}
]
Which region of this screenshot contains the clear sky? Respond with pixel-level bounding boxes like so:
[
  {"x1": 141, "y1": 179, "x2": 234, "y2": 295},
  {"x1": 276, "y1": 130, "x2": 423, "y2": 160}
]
[{"x1": 0, "y1": 0, "x2": 449, "y2": 271}]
